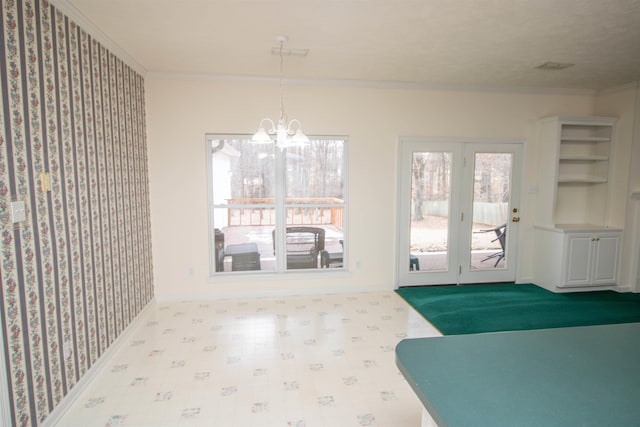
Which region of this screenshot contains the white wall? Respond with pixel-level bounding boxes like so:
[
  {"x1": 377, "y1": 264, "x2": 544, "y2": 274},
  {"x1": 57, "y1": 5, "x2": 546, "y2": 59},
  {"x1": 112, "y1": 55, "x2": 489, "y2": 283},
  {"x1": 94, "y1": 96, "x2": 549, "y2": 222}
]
[
  {"x1": 146, "y1": 75, "x2": 598, "y2": 299},
  {"x1": 595, "y1": 83, "x2": 640, "y2": 291}
]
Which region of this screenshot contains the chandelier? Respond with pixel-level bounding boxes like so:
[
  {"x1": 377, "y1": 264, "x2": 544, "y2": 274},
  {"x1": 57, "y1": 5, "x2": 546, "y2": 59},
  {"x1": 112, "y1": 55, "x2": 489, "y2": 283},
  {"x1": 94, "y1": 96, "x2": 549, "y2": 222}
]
[{"x1": 251, "y1": 35, "x2": 310, "y2": 150}]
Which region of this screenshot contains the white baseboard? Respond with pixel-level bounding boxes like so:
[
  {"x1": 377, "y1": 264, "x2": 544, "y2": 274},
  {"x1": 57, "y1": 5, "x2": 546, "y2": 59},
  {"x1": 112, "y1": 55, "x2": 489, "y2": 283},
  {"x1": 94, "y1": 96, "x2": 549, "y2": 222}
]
[
  {"x1": 42, "y1": 300, "x2": 155, "y2": 426},
  {"x1": 0, "y1": 316, "x2": 12, "y2": 427},
  {"x1": 154, "y1": 285, "x2": 391, "y2": 302}
]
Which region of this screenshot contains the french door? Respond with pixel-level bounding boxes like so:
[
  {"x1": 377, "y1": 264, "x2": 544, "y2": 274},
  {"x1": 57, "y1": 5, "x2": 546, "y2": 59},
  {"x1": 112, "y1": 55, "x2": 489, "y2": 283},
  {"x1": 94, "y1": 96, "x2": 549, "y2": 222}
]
[{"x1": 397, "y1": 139, "x2": 522, "y2": 286}]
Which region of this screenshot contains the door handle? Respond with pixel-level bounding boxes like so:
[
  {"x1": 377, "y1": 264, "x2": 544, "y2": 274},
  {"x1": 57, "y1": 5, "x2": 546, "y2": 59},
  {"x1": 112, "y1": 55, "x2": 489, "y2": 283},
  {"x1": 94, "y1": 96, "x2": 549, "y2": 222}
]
[{"x1": 512, "y1": 216, "x2": 520, "y2": 222}]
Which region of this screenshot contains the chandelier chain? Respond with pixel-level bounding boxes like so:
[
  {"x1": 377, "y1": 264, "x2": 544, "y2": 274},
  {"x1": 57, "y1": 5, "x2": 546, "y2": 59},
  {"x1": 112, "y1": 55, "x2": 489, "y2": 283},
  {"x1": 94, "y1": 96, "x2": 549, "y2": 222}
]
[{"x1": 251, "y1": 35, "x2": 309, "y2": 150}]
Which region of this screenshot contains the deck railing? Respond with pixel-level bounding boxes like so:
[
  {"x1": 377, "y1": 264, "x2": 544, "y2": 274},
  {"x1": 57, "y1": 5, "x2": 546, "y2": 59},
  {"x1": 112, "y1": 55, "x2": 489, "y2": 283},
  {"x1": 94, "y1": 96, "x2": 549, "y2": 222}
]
[{"x1": 226, "y1": 198, "x2": 344, "y2": 230}]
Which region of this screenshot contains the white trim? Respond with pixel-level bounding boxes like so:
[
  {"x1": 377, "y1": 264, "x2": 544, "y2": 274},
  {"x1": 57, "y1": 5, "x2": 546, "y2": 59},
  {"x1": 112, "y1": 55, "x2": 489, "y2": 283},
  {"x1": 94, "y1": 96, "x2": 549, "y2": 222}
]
[
  {"x1": 41, "y1": 300, "x2": 155, "y2": 427},
  {"x1": 517, "y1": 276, "x2": 534, "y2": 284},
  {"x1": 154, "y1": 285, "x2": 391, "y2": 303},
  {"x1": 0, "y1": 316, "x2": 12, "y2": 427},
  {"x1": 147, "y1": 71, "x2": 596, "y2": 96},
  {"x1": 48, "y1": 0, "x2": 147, "y2": 76},
  {"x1": 207, "y1": 270, "x2": 352, "y2": 285},
  {"x1": 398, "y1": 136, "x2": 524, "y2": 145},
  {"x1": 596, "y1": 81, "x2": 640, "y2": 96},
  {"x1": 631, "y1": 82, "x2": 640, "y2": 292}
]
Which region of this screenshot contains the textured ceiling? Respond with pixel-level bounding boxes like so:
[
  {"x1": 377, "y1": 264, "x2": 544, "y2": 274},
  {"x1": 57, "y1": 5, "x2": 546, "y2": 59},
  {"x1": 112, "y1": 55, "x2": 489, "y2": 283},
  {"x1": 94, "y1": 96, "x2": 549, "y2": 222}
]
[{"x1": 63, "y1": 0, "x2": 640, "y2": 91}]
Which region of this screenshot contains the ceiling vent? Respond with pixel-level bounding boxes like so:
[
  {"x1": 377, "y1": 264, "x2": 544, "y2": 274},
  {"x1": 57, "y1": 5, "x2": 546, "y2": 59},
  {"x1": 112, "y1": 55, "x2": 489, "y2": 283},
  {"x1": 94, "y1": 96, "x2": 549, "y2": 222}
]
[{"x1": 535, "y1": 61, "x2": 574, "y2": 70}]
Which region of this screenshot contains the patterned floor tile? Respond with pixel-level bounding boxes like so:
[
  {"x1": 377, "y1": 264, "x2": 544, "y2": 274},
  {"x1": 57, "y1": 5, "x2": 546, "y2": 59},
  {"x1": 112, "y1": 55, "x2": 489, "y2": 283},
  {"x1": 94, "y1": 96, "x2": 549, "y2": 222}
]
[{"x1": 56, "y1": 291, "x2": 440, "y2": 426}]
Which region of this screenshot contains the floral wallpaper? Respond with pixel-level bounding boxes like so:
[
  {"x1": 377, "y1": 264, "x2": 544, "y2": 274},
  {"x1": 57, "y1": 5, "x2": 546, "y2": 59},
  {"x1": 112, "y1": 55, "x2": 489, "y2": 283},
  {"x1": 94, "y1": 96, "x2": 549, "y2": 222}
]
[{"x1": 0, "y1": 0, "x2": 154, "y2": 425}]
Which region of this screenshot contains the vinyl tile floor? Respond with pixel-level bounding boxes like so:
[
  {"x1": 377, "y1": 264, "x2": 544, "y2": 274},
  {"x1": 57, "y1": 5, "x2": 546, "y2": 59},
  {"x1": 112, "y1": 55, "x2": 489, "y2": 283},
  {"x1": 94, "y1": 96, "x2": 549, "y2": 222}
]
[{"x1": 55, "y1": 291, "x2": 440, "y2": 427}]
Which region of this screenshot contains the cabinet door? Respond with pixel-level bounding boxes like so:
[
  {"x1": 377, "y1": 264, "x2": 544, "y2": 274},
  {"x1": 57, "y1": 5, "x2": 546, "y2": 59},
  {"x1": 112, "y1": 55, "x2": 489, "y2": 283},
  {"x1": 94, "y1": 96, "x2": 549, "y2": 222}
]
[
  {"x1": 592, "y1": 234, "x2": 620, "y2": 285},
  {"x1": 564, "y1": 234, "x2": 593, "y2": 287}
]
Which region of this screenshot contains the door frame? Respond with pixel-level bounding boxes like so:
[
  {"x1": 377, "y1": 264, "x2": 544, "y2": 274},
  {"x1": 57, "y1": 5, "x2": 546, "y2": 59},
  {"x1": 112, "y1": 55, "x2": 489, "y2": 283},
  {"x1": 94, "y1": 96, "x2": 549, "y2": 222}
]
[{"x1": 396, "y1": 137, "x2": 525, "y2": 287}]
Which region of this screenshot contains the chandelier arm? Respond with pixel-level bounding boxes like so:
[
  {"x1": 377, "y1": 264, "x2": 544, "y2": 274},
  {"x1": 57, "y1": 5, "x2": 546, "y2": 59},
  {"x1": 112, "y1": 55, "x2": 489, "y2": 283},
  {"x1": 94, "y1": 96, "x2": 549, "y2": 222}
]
[
  {"x1": 286, "y1": 119, "x2": 303, "y2": 135},
  {"x1": 259, "y1": 118, "x2": 277, "y2": 134}
]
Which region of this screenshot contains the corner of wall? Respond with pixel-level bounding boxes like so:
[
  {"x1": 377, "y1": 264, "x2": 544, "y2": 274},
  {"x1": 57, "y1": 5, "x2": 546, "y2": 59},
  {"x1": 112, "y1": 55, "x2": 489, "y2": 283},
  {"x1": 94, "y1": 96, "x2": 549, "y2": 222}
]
[{"x1": 594, "y1": 82, "x2": 640, "y2": 292}]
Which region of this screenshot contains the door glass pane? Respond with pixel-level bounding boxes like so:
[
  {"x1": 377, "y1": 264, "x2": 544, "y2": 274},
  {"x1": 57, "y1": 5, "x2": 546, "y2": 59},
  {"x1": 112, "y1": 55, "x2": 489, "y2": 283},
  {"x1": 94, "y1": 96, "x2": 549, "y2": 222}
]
[
  {"x1": 470, "y1": 153, "x2": 512, "y2": 270},
  {"x1": 410, "y1": 152, "x2": 452, "y2": 272}
]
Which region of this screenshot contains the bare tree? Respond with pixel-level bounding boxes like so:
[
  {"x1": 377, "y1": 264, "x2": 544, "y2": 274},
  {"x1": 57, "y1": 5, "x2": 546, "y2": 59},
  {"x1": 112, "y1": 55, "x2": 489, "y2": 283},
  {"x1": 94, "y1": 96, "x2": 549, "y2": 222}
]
[{"x1": 412, "y1": 155, "x2": 425, "y2": 220}]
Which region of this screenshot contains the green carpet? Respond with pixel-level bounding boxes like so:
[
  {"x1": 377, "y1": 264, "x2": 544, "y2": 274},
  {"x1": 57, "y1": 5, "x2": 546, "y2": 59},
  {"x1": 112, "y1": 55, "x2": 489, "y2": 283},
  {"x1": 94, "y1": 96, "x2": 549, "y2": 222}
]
[{"x1": 395, "y1": 283, "x2": 640, "y2": 335}]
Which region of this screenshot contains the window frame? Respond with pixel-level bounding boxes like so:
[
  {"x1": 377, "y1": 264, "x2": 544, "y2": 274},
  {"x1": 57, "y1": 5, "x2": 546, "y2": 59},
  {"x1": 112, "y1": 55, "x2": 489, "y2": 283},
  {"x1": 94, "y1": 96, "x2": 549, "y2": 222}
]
[{"x1": 206, "y1": 133, "x2": 348, "y2": 276}]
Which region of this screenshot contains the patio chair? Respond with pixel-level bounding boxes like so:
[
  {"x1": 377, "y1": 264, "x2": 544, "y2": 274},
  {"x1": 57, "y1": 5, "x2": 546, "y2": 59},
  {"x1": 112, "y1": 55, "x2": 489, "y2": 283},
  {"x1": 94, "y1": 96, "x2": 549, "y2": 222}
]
[
  {"x1": 274, "y1": 226, "x2": 325, "y2": 269},
  {"x1": 321, "y1": 239, "x2": 344, "y2": 268},
  {"x1": 477, "y1": 224, "x2": 506, "y2": 267},
  {"x1": 214, "y1": 228, "x2": 225, "y2": 272}
]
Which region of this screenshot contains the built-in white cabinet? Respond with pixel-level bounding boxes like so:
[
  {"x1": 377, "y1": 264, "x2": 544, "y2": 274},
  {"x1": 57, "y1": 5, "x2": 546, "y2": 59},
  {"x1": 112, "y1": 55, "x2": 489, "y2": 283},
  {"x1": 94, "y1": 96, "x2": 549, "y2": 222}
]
[
  {"x1": 533, "y1": 116, "x2": 623, "y2": 292},
  {"x1": 564, "y1": 232, "x2": 620, "y2": 287},
  {"x1": 534, "y1": 226, "x2": 621, "y2": 292}
]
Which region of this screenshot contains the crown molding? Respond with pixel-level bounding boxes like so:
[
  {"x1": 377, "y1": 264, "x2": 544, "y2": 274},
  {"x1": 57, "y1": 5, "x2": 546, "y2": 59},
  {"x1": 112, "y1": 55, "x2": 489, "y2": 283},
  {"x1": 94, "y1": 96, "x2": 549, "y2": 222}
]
[
  {"x1": 147, "y1": 71, "x2": 596, "y2": 96},
  {"x1": 596, "y1": 81, "x2": 640, "y2": 96},
  {"x1": 48, "y1": 0, "x2": 147, "y2": 76}
]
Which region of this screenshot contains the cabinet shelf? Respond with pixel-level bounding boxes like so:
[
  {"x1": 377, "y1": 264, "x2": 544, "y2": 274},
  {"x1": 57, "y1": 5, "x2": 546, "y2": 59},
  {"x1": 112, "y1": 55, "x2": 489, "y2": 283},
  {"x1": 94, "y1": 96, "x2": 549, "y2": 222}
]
[
  {"x1": 553, "y1": 224, "x2": 622, "y2": 232},
  {"x1": 559, "y1": 155, "x2": 609, "y2": 161},
  {"x1": 558, "y1": 176, "x2": 608, "y2": 183},
  {"x1": 560, "y1": 136, "x2": 611, "y2": 143}
]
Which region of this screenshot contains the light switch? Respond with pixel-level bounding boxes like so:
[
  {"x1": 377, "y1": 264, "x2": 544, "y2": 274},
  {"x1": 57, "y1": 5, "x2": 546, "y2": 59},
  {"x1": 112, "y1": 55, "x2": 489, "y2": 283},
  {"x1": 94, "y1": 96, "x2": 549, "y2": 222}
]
[
  {"x1": 10, "y1": 200, "x2": 26, "y2": 223},
  {"x1": 40, "y1": 172, "x2": 51, "y2": 192}
]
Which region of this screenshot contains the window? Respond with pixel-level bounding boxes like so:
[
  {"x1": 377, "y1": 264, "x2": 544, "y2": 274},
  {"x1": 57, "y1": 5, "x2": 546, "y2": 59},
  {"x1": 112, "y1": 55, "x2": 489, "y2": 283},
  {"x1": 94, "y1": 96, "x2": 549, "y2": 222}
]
[{"x1": 207, "y1": 135, "x2": 347, "y2": 275}]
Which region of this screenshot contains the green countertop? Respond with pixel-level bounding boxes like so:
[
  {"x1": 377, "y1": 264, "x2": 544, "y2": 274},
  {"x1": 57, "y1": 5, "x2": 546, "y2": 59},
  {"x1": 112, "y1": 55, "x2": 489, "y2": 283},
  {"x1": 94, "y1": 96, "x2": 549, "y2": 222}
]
[{"x1": 396, "y1": 323, "x2": 640, "y2": 427}]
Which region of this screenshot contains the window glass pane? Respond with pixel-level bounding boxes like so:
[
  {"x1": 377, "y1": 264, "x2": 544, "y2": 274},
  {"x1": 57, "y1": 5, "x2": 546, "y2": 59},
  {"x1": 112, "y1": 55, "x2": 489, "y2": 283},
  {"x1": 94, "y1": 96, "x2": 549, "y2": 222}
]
[
  {"x1": 286, "y1": 140, "x2": 344, "y2": 199},
  {"x1": 210, "y1": 137, "x2": 276, "y2": 273},
  {"x1": 212, "y1": 210, "x2": 276, "y2": 273},
  {"x1": 284, "y1": 138, "x2": 346, "y2": 271},
  {"x1": 284, "y1": 209, "x2": 345, "y2": 270},
  {"x1": 210, "y1": 137, "x2": 275, "y2": 205}
]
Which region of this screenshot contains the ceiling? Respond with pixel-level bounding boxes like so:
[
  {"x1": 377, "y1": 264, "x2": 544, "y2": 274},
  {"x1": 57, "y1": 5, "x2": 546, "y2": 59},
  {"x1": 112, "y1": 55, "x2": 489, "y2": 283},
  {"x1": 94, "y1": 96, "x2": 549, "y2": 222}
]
[{"x1": 63, "y1": 0, "x2": 640, "y2": 91}]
